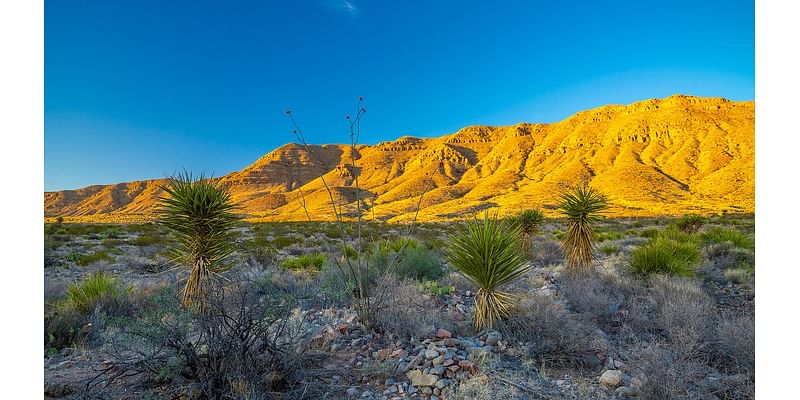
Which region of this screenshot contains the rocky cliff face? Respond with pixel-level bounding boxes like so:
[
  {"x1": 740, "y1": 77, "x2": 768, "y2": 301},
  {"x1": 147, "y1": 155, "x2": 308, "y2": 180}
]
[{"x1": 45, "y1": 95, "x2": 754, "y2": 222}]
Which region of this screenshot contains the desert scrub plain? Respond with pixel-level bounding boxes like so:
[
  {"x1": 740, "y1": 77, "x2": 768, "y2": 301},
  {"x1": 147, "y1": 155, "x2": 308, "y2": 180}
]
[{"x1": 43, "y1": 213, "x2": 754, "y2": 399}]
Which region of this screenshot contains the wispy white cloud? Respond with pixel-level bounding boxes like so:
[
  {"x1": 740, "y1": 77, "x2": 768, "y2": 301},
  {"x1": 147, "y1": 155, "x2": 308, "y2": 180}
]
[{"x1": 330, "y1": 0, "x2": 360, "y2": 17}]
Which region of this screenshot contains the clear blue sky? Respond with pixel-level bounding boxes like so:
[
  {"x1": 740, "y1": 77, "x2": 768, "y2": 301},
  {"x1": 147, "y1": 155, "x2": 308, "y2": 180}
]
[{"x1": 45, "y1": 0, "x2": 754, "y2": 191}]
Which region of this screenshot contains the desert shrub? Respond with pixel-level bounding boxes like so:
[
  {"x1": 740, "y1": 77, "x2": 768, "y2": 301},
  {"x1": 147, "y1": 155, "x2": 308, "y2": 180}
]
[
  {"x1": 529, "y1": 237, "x2": 564, "y2": 266},
  {"x1": 45, "y1": 307, "x2": 87, "y2": 350},
  {"x1": 280, "y1": 253, "x2": 326, "y2": 272},
  {"x1": 700, "y1": 227, "x2": 754, "y2": 250},
  {"x1": 240, "y1": 238, "x2": 277, "y2": 268},
  {"x1": 506, "y1": 295, "x2": 603, "y2": 369},
  {"x1": 272, "y1": 235, "x2": 302, "y2": 249},
  {"x1": 714, "y1": 313, "x2": 755, "y2": 375},
  {"x1": 74, "y1": 250, "x2": 114, "y2": 266},
  {"x1": 384, "y1": 237, "x2": 421, "y2": 253},
  {"x1": 157, "y1": 172, "x2": 240, "y2": 308},
  {"x1": 130, "y1": 234, "x2": 164, "y2": 246},
  {"x1": 318, "y1": 263, "x2": 353, "y2": 306},
  {"x1": 656, "y1": 225, "x2": 700, "y2": 244},
  {"x1": 372, "y1": 275, "x2": 452, "y2": 339},
  {"x1": 445, "y1": 212, "x2": 529, "y2": 330},
  {"x1": 395, "y1": 245, "x2": 444, "y2": 281},
  {"x1": 650, "y1": 276, "x2": 716, "y2": 358},
  {"x1": 598, "y1": 243, "x2": 619, "y2": 255},
  {"x1": 93, "y1": 276, "x2": 313, "y2": 398},
  {"x1": 628, "y1": 238, "x2": 701, "y2": 277},
  {"x1": 559, "y1": 272, "x2": 640, "y2": 333},
  {"x1": 60, "y1": 272, "x2": 132, "y2": 315},
  {"x1": 639, "y1": 228, "x2": 659, "y2": 238},
  {"x1": 596, "y1": 230, "x2": 624, "y2": 242},
  {"x1": 557, "y1": 185, "x2": 609, "y2": 270},
  {"x1": 675, "y1": 214, "x2": 705, "y2": 233},
  {"x1": 421, "y1": 280, "x2": 455, "y2": 297},
  {"x1": 633, "y1": 343, "x2": 709, "y2": 400},
  {"x1": 724, "y1": 263, "x2": 755, "y2": 287}
]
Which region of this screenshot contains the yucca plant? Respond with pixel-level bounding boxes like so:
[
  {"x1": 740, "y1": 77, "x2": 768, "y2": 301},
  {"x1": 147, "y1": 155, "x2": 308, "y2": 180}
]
[
  {"x1": 512, "y1": 209, "x2": 546, "y2": 236},
  {"x1": 558, "y1": 184, "x2": 608, "y2": 271},
  {"x1": 445, "y1": 212, "x2": 530, "y2": 330},
  {"x1": 157, "y1": 172, "x2": 240, "y2": 308}
]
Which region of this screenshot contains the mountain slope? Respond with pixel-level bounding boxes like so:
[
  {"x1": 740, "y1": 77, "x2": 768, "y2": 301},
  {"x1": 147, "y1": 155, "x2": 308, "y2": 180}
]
[{"x1": 45, "y1": 95, "x2": 755, "y2": 222}]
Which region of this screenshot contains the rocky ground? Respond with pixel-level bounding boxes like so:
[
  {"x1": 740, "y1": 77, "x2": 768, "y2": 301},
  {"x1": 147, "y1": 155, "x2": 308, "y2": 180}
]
[{"x1": 44, "y1": 215, "x2": 755, "y2": 399}]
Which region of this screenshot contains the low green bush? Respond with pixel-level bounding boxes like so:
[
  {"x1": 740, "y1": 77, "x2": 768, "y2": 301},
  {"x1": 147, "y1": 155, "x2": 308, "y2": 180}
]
[
  {"x1": 700, "y1": 227, "x2": 754, "y2": 250},
  {"x1": 421, "y1": 280, "x2": 454, "y2": 297},
  {"x1": 60, "y1": 272, "x2": 132, "y2": 314},
  {"x1": 130, "y1": 234, "x2": 164, "y2": 246},
  {"x1": 75, "y1": 250, "x2": 114, "y2": 266},
  {"x1": 272, "y1": 235, "x2": 302, "y2": 249},
  {"x1": 396, "y1": 246, "x2": 444, "y2": 281},
  {"x1": 280, "y1": 253, "x2": 326, "y2": 272},
  {"x1": 598, "y1": 243, "x2": 620, "y2": 255},
  {"x1": 596, "y1": 231, "x2": 624, "y2": 242},
  {"x1": 628, "y1": 238, "x2": 701, "y2": 277}
]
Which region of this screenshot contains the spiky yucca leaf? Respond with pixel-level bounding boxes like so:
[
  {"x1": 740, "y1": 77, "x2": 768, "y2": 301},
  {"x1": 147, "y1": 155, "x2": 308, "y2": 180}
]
[
  {"x1": 445, "y1": 212, "x2": 529, "y2": 330},
  {"x1": 157, "y1": 172, "x2": 240, "y2": 308},
  {"x1": 558, "y1": 185, "x2": 608, "y2": 271}
]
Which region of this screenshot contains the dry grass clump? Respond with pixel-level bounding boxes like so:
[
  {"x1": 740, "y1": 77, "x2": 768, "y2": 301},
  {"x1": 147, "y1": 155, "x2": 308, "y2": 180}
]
[
  {"x1": 714, "y1": 313, "x2": 755, "y2": 375},
  {"x1": 650, "y1": 276, "x2": 716, "y2": 358},
  {"x1": 529, "y1": 236, "x2": 564, "y2": 267},
  {"x1": 371, "y1": 275, "x2": 454, "y2": 338},
  {"x1": 506, "y1": 295, "x2": 604, "y2": 369}
]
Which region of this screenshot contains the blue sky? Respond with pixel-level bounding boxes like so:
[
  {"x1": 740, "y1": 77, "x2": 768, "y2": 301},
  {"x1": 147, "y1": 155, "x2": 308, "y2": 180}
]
[{"x1": 45, "y1": 0, "x2": 754, "y2": 191}]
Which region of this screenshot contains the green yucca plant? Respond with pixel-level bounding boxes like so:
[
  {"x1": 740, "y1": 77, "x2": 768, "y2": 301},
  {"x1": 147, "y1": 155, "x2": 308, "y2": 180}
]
[
  {"x1": 157, "y1": 172, "x2": 240, "y2": 308},
  {"x1": 445, "y1": 212, "x2": 530, "y2": 330},
  {"x1": 558, "y1": 185, "x2": 608, "y2": 271},
  {"x1": 512, "y1": 209, "x2": 546, "y2": 236}
]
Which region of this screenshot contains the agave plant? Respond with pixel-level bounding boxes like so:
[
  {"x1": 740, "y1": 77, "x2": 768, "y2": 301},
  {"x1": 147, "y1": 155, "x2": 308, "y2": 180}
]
[
  {"x1": 445, "y1": 212, "x2": 530, "y2": 330},
  {"x1": 558, "y1": 184, "x2": 608, "y2": 271},
  {"x1": 157, "y1": 172, "x2": 240, "y2": 308}
]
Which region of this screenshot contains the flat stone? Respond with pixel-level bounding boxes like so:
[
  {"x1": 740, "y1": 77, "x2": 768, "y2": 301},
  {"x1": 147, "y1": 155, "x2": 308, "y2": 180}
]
[
  {"x1": 436, "y1": 328, "x2": 452, "y2": 338},
  {"x1": 406, "y1": 369, "x2": 439, "y2": 387}
]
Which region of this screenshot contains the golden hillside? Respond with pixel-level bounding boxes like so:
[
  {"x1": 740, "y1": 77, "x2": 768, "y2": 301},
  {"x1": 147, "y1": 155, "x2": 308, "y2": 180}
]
[{"x1": 45, "y1": 95, "x2": 754, "y2": 223}]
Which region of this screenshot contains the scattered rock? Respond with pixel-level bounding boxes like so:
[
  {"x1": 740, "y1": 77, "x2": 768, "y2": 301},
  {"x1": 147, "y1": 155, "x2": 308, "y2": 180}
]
[
  {"x1": 406, "y1": 369, "x2": 439, "y2": 387},
  {"x1": 346, "y1": 387, "x2": 359, "y2": 397},
  {"x1": 599, "y1": 369, "x2": 624, "y2": 388},
  {"x1": 436, "y1": 328, "x2": 452, "y2": 339}
]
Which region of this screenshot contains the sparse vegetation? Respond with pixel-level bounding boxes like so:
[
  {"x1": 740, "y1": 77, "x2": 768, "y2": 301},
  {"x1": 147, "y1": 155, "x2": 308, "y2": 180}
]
[
  {"x1": 280, "y1": 253, "x2": 326, "y2": 272},
  {"x1": 700, "y1": 227, "x2": 754, "y2": 250}
]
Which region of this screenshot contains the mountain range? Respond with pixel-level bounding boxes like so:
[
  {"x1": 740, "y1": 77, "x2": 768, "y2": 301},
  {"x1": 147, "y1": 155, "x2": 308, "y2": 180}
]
[{"x1": 45, "y1": 95, "x2": 755, "y2": 223}]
